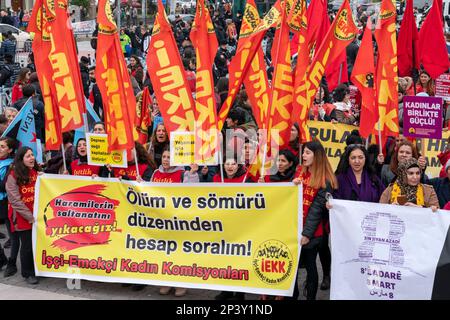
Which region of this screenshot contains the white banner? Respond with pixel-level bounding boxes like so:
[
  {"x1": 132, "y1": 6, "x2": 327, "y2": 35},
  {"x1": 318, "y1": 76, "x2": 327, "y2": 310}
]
[
  {"x1": 72, "y1": 20, "x2": 96, "y2": 36},
  {"x1": 329, "y1": 200, "x2": 450, "y2": 300}
]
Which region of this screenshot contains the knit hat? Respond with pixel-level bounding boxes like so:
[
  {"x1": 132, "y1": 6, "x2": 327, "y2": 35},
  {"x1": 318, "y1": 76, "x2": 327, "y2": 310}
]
[{"x1": 445, "y1": 159, "x2": 450, "y2": 172}]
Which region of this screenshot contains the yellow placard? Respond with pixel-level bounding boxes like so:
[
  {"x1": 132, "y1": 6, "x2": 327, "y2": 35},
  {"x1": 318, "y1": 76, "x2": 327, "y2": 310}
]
[
  {"x1": 86, "y1": 133, "x2": 127, "y2": 168},
  {"x1": 33, "y1": 175, "x2": 301, "y2": 296},
  {"x1": 170, "y1": 132, "x2": 195, "y2": 166}
]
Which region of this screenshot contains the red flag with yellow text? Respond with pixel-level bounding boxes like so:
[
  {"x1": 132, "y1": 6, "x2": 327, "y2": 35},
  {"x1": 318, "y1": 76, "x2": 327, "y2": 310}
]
[
  {"x1": 218, "y1": 1, "x2": 282, "y2": 131},
  {"x1": 135, "y1": 87, "x2": 152, "y2": 145},
  {"x1": 45, "y1": 0, "x2": 86, "y2": 133},
  {"x1": 96, "y1": 0, "x2": 137, "y2": 152},
  {"x1": 302, "y1": 0, "x2": 358, "y2": 125},
  {"x1": 190, "y1": 0, "x2": 219, "y2": 164},
  {"x1": 28, "y1": 0, "x2": 62, "y2": 150},
  {"x1": 147, "y1": 0, "x2": 195, "y2": 136},
  {"x1": 351, "y1": 21, "x2": 376, "y2": 139},
  {"x1": 239, "y1": 0, "x2": 271, "y2": 129},
  {"x1": 374, "y1": 0, "x2": 400, "y2": 141},
  {"x1": 267, "y1": 1, "x2": 294, "y2": 153}
]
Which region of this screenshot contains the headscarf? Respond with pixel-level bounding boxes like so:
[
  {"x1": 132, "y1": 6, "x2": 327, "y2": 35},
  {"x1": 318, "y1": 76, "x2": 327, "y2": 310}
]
[{"x1": 396, "y1": 158, "x2": 421, "y2": 203}]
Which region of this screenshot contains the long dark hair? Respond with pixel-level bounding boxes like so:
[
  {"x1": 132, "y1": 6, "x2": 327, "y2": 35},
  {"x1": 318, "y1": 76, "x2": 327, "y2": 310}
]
[
  {"x1": 271, "y1": 149, "x2": 298, "y2": 181},
  {"x1": 0, "y1": 137, "x2": 17, "y2": 157},
  {"x1": 75, "y1": 138, "x2": 87, "y2": 160},
  {"x1": 150, "y1": 123, "x2": 169, "y2": 147},
  {"x1": 289, "y1": 123, "x2": 300, "y2": 153},
  {"x1": 335, "y1": 144, "x2": 377, "y2": 178},
  {"x1": 12, "y1": 147, "x2": 41, "y2": 186},
  {"x1": 134, "y1": 141, "x2": 156, "y2": 169}
]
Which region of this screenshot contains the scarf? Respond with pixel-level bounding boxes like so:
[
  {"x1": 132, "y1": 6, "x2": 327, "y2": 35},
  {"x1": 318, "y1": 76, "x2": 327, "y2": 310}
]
[
  {"x1": 336, "y1": 169, "x2": 381, "y2": 202},
  {"x1": 390, "y1": 158, "x2": 424, "y2": 205},
  {"x1": 299, "y1": 171, "x2": 319, "y2": 223}
]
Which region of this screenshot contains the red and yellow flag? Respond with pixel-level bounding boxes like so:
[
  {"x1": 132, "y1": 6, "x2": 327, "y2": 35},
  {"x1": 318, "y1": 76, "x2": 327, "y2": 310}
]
[
  {"x1": 190, "y1": 0, "x2": 219, "y2": 164},
  {"x1": 135, "y1": 87, "x2": 152, "y2": 145},
  {"x1": 147, "y1": 0, "x2": 195, "y2": 136},
  {"x1": 374, "y1": 0, "x2": 399, "y2": 141},
  {"x1": 290, "y1": 0, "x2": 309, "y2": 142},
  {"x1": 351, "y1": 21, "x2": 375, "y2": 139},
  {"x1": 267, "y1": 1, "x2": 293, "y2": 152},
  {"x1": 303, "y1": 0, "x2": 357, "y2": 122},
  {"x1": 239, "y1": 0, "x2": 271, "y2": 129},
  {"x1": 218, "y1": 0, "x2": 282, "y2": 130},
  {"x1": 28, "y1": 0, "x2": 62, "y2": 150},
  {"x1": 45, "y1": 0, "x2": 86, "y2": 132},
  {"x1": 96, "y1": 0, "x2": 137, "y2": 152}
]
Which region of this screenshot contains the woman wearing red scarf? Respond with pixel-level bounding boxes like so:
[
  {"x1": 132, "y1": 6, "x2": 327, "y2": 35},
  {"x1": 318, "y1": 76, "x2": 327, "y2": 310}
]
[
  {"x1": 293, "y1": 140, "x2": 337, "y2": 300},
  {"x1": 5, "y1": 147, "x2": 42, "y2": 285}
]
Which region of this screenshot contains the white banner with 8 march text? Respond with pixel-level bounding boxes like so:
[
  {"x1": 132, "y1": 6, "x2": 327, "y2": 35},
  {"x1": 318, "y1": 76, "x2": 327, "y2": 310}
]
[{"x1": 329, "y1": 200, "x2": 450, "y2": 300}]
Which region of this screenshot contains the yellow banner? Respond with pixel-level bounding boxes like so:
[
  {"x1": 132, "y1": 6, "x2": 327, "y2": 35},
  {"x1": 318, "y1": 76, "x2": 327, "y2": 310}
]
[
  {"x1": 33, "y1": 175, "x2": 301, "y2": 296},
  {"x1": 86, "y1": 133, "x2": 127, "y2": 168},
  {"x1": 308, "y1": 120, "x2": 448, "y2": 178}
]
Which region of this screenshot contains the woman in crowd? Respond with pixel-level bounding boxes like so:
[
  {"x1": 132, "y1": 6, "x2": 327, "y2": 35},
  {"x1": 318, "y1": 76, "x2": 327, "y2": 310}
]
[
  {"x1": 332, "y1": 84, "x2": 358, "y2": 125},
  {"x1": 0, "y1": 138, "x2": 15, "y2": 275},
  {"x1": 128, "y1": 55, "x2": 144, "y2": 88},
  {"x1": 259, "y1": 149, "x2": 298, "y2": 183},
  {"x1": 380, "y1": 140, "x2": 426, "y2": 187},
  {"x1": 415, "y1": 69, "x2": 435, "y2": 96},
  {"x1": 288, "y1": 123, "x2": 300, "y2": 157},
  {"x1": 334, "y1": 144, "x2": 385, "y2": 202},
  {"x1": 310, "y1": 85, "x2": 335, "y2": 122},
  {"x1": 11, "y1": 68, "x2": 31, "y2": 104},
  {"x1": 425, "y1": 159, "x2": 450, "y2": 209},
  {"x1": 293, "y1": 140, "x2": 338, "y2": 300},
  {"x1": 6, "y1": 147, "x2": 41, "y2": 284},
  {"x1": 4, "y1": 107, "x2": 18, "y2": 125},
  {"x1": 152, "y1": 147, "x2": 197, "y2": 297},
  {"x1": 147, "y1": 123, "x2": 169, "y2": 167},
  {"x1": 213, "y1": 154, "x2": 247, "y2": 183},
  {"x1": 69, "y1": 138, "x2": 100, "y2": 177},
  {"x1": 380, "y1": 158, "x2": 439, "y2": 210}
]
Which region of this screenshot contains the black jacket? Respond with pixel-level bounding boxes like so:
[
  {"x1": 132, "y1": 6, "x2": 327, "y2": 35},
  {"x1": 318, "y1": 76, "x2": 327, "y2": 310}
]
[
  {"x1": 80, "y1": 63, "x2": 90, "y2": 98},
  {"x1": 425, "y1": 177, "x2": 450, "y2": 208},
  {"x1": 302, "y1": 183, "x2": 332, "y2": 248}
]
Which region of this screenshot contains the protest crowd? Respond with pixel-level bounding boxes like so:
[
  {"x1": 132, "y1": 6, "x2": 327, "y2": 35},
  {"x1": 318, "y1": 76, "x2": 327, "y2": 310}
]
[{"x1": 0, "y1": 0, "x2": 449, "y2": 300}]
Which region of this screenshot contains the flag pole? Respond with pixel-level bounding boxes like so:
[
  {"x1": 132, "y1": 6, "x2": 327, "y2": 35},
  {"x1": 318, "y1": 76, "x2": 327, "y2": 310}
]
[
  {"x1": 61, "y1": 143, "x2": 67, "y2": 174},
  {"x1": 377, "y1": 120, "x2": 382, "y2": 156},
  {"x1": 218, "y1": 147, "x2": 224, "y2": 183},
  {"x1": 133, "y1": 147, "x2": 140, "y2": 179}
]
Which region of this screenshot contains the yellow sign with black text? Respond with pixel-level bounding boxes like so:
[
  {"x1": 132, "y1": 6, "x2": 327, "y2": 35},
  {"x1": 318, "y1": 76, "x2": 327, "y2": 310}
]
[
  {"x1": 86, "y1": 133, "x2": 127, "y2": 168},
  {"x1": 33, "y1": 175, "x2": 301, "y2": 296}
]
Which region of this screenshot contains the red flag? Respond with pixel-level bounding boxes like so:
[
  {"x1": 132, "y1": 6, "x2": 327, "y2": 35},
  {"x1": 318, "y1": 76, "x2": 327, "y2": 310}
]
[
  {"x1": 28, "y1": 0, "x2": 62, "y2": 150},
  {"x1": 240, "y1": 0, "x2": 271, "y2": 129},
  {"x1": 374, "y1": 0, "x2": 400, "y2": 141},
  {"x1": 135, "y1": 87, "x2": 152, "y2": 145},
  {"x1": 96, "y1": 0, "x2": 137, "y2": 152},
  {"x1": 267, "y1": 0, "x2": 293, "y2": 151},
  {"x1": 351, "y1": 21, "x2": 375, "y2": 139},
  {"x1": 190, "y1": 0, "x2": 219, "y2": 164},
  {"x1": 325, "y1": 51, "x2": 348, "y2": 91},
  {"x1": 147, "y1": 0, "x2": 195, "y2": 136},
  {"x1": 218, "y1": 1, "x2": 282, "y2": 130},
  {"x1": 294, "y1": 0, "x2": 357, "y2": 141},
  {"x1": 46, "y1": 0, "x2": 86, "y2": 132},
  {"x1": 418, "y1": 0, "x2": 450, "y2": 79},
  {"x1": 398, "y1": 0, "x2": 420, "y2": 77}
]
